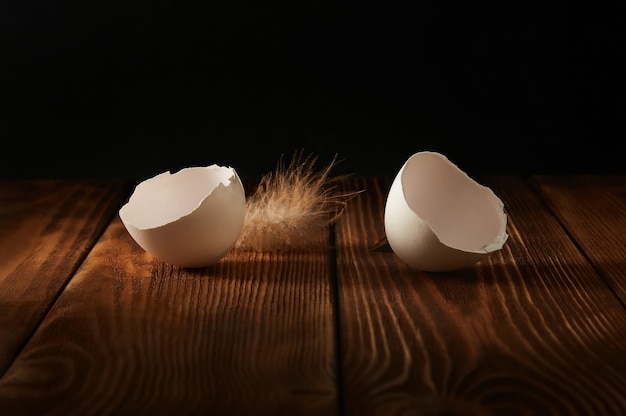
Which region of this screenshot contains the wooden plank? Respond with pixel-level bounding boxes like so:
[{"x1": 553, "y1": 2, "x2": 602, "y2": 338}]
[
  {"x1": 0, "y1": 179, "x2": 133, "y2": 376},
  {"x1": 334, "y1": 176, "x2": 626, "y2": 415},
  {"x1": 530, "y1": 175, "x2": 626, "y2": 303},
  {"x1": 0, "y1": 215, "x2": 338, "y2": 414}
]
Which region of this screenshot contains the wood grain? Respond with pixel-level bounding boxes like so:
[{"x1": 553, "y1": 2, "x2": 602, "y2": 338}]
[
  {"x1": 1, "y1": 176, "x2": 625, "y2": 415},
  {"x1": 0, "y1": 179, "x2": 133, "y2": 376},
  {"x1": 0, "y1": 214, "x2": 338, "y2": 415},
  {"x1": 334, "y1": 176, "x2": 626, "y2": 415},
  {"x1": 530, "y1": 175, "x2": 626, "y2": 303}
]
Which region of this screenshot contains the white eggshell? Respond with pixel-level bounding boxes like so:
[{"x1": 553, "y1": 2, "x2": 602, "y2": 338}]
[
  {"x1": 384, "y1": 151, "x2": 508, "y2": 272},
  {"x1": 119, "y1": 165, "x2": 246, "y2": 268}
]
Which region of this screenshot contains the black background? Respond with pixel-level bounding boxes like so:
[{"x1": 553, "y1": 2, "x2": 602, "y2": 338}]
[{"x1": 1, "y1": 1, "x2": 623, "y2": 180}]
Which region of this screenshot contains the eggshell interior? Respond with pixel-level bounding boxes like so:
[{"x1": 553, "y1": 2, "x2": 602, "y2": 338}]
[
  {"x1": 384, "y1": 151, "x2": 508, "y2": 272},
  {"x1": 119, "y1": 165, "x2": 246, "y2": 268}
]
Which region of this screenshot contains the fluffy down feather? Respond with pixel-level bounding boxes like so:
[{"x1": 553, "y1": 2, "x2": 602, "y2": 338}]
[{"x1": 235, "y1": 151, "x2": 361, "y2": 251}]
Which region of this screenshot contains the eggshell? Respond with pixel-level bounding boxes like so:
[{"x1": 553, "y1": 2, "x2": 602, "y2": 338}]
[
  {"x1": 119, "y1": 165, "x2": 246, "y2": 268},
  {"x1": 384, "y1": 151, "x2": 508, "y2": 272}
]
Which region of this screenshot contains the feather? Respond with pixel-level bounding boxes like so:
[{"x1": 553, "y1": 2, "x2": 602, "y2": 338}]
[{"x1": 235, "y1": 150, "x2": 362, "y2": 251}]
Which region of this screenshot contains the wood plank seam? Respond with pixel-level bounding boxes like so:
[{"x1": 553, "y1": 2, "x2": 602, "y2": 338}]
[
  {"x1": 526, "y1": 177, "x2": 626, "y2": 312},
  {"x1": 328, "y1": 222, "x2": 346, "y2": 416}
]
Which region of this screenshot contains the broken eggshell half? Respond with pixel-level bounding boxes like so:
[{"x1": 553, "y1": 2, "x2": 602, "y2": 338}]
[
  {"x1": 384, "y1": 151, "x2": 508, "y2": 272},
  {"x1": 119, "y1": 165, "x2": 246, "y2": 268}
]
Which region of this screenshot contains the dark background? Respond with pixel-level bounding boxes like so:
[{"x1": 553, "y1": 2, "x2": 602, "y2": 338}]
[{"x1": 1, "y1": 1, "x2": 622, "y2": 181}]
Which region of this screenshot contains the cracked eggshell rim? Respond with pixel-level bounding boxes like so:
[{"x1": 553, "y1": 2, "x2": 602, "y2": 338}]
[
  {"x1": 384, "y1": 151, "x2": 509, "y2": 272},
  {"x1": 119, "y1": 165, "x2": 246, "y2": 268}
]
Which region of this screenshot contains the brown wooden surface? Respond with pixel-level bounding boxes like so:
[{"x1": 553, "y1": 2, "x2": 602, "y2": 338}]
[
  {"x1": 0, "y1": 176, "x2": 624, "y2": 415},
  {"x1": 529, "y1": 175, "x2": 626, "y2": 303},
  {"x1": 0, "y1": 179, "x2": 134, "y2": 376}
]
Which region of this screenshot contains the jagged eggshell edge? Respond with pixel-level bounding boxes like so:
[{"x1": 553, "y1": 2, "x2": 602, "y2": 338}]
[
  {"x1": 384, "y1": 151, "x2": 508, "y2": 272},
  {"x1": 119, "y1": 165, "x2": 246, "y2": 268}
]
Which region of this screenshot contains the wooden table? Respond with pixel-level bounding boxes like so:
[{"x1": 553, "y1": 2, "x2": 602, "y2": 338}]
[{"x1": 1, "y1": 175, "x2": 625, "y2": 415}]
